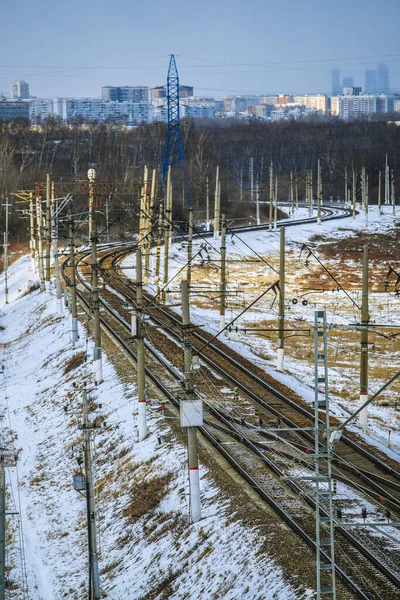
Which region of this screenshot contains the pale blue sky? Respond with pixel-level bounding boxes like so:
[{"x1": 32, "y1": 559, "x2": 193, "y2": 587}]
[{"x1": 1, "y1": 0, "x2": 399, "y2": 98}]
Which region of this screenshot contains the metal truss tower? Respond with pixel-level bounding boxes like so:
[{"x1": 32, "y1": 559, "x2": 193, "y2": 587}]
[{"x1": 161, "y1": 54, "x2": 192, "y2": 207}]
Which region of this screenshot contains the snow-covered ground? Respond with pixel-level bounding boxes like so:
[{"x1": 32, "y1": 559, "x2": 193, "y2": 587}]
[
  {"x1": 122, "y1": 206, "x2": 400, "y2": 456},
  {"x1": 0, "y1": 255, "x2": 313, "y2": 598}
]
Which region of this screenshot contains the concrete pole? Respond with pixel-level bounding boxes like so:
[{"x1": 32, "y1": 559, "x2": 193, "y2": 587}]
[
  {"x1": 205, "y1": 176, "x2": 210, "y2": 232},
  {"x1": 255, "y1": 176, "x2": 260, "y2": 225},
  {"x1": 250, "y1": 157, "x2": 254, "y2": 204},
  {"x1": 181, "y1": 279, "x2": 201, "y2": 523},
  {"x1": 0, "y1": 462, "x2": 5, "y2": 600},
  {"x1": 359, "y1": 244, "x2": 369, "y2": 430},
  {"x1": 352, "y1": 168, "x2": 356, "y2": 219},
  {"x1": 68, "y1": 217, "x2": 79, "y2": 347},
  {"x1": 385, "y1": 154, "x2": 390, "y2": 205},
  {"x1": 29, "y1": 192, "x2": 36, "y2": 278},
  {"x1": 277, "y1": 226, "x2": 285, "y2": 372},
  {"x1": 3, "y1": 199, "x2": 9, "y2": 304},
  {"x1": 83, "y1": 389, "x2": 100, "y2": 600},
  {"x1": 378, "y1": 170, "x2": 382, "y2": 214},
  {"x1": 136, "y1": 248, "x2": 147, "y2": 441},
  {"x1": 344, "y1": 166, "x2": 347, "y2": 207},
  {"x1": 36, "y1": 194, "x2": 45, "y2": 292},
  {"x1": 45, "y1": 174, "x2": 51, "y2": 294},
  {"x1": 187, "y1": 207, "x2": 193, "y2": 289},
  {"x1": 91, "y1": 231, "x2": 103, "y2": 384},
  {"x1": 365, "y1": 175, "x2": 369, "y2": 226},
  {"x1": 290, "y1": 171, "x2": 294, "y2": 216},
  {"x1": 273, "y1": 175, "x2": 278, "y2": 231},
  {"x1": 162, "y1": 167, "x2": 172, "y2": 303},
  {"x1": 154, "y1": 199, "x2": 163, "y2": 293},
  {"x1": 310, "y1": 170, "x2": 314, "y2": 214},
  {"x1": 391, "y1": 170, "x2": 396, "y2": 215},
  {"x1": 213, "y1": 165, "x2": 220, "y2": 239},
  {"x1": 295, "y1": 172, "x2": 299, "y2": 209},
  {"x1": 219, "y1": 214, "x2": 226, "y2": 332},
  {"x1": 105, "y1": 195, "x2": 110, "y2": 243},
  {"x1": 269, "y1": 161, "x2": 274, "y2": 231},
  {"x1": 145, "y1": 168, "x2": 156, "y2": 284},
  {"x1": 88, "y1": 169, "x2": 96, "y2": 245},
  {"x1": 51, "y1": 183, "x2": 63, "y2": 316},
  {"x1": 317, "y1": 160, "x2": 322, "y2": 224}
]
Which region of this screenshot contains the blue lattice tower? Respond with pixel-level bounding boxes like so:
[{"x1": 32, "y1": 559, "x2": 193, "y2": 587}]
[{"x1": 162, "y1": 54, "x2": 192, "y2": 207}]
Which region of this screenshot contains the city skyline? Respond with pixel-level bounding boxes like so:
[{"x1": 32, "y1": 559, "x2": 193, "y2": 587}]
[{"x1": 1, "y1": 0, "x2": 400, "y2": 98}]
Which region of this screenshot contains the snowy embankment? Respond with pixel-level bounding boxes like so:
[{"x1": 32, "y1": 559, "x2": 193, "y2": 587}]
[{"x1": 0, "y1": 255, "x2": 311, "y2": 599}]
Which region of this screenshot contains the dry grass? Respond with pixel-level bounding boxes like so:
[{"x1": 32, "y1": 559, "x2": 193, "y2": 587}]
[
  {"x1": 63, "y1": 352, "x2": 86, "y2": 375},
  {"x1": 122, "y1": 473, "x2": 173, "y2": 523},
  {"x1": 21, "y1": 283, "x2": 40, "y2": 297}
]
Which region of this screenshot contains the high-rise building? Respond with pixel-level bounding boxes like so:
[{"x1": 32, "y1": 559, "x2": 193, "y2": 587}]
[
  {"x1": 376, "y1": 63, "x2": 390, "y2": 93},
  {"x1": 342, "y1": 77, "x2": 354, "y2": 88},
  {"x1": 150, "y1": 85, "x2": 193, "y2": 102},
  {"x1": 331, "y1": 69, "x2": 340, "y2": 95},
  {"x1": 101, "y1": 86, "x2": 149, "y2": 102},
  {"x1": 11, "y1": 80, "x2": 30, "y2": 99},
  {"x1": 365, "y1": 70, "x2": 377, "y2": 93}
]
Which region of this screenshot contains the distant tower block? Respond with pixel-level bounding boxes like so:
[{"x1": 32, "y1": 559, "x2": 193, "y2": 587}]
[{"x1": 331, "y1": 69, "x2": 340, "y2": 95}]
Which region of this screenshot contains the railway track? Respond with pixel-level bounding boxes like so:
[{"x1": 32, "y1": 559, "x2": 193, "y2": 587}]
[{"x1": 60, "y1": 231, "x2": 400, "y2": 600}]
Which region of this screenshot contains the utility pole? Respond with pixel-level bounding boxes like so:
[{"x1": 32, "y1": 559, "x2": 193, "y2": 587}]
[
  {"x1": 105, "y1": 195, "x2": 110, "y2": 243},
  {"x1": 344, "y1": 167, "x2": 347, "y2": 207},
  {"x1": 269, "y1": 161, "x2": 274, "y2": 231},
  {"x1": 205, "y1": 176, "x2": 210, "y2": 232},
  {"x1": 365, "y1": 175, "x2": 369, "y2": 226},
  {"x1": 391, "y1": 169, "x2": 396, "y2": 215},
  {"x1": 359, "y1": 244, "x2": 369, "y2": 430},
  {"x1": 317, "y1": 160, "x2": 322, "y2": 224},
  {"x1": 314, "y1": 311, "x2": 336, "y2": 600},
  {"x1": 162, "y1": 166, "x2": 172, "y2": 303},
  {"x1": 51, "y1": 182, "x2": 63, "y2": 315},
  {"x1": 213, "y1": 165, "x2": 220, "y2": 239},
  {"x1": 136, "y1": 248, "x2": 147, "y2": 441},
  {"x1": 180, "y1": 279, "x2": 202, "y2": 522},
  {"x1": 45, "y1": 173, "x2": 51, "y2": 294},
  {"x1": 154, "y1": 199, "x2": 163, "y2": 293},
  {"x1": 187, "y1": 207, "x2": 193, "y2": 289},
  {"x1": 91, "y1": 231, "x2": 103, "y2": 384},
  {"x1": 82, "y1": 388, "x2": 101, "y2": 600},
  {"x1": 2, "y1": 199, "x2": 10, "y2": 304},
  {"x1": 385, "y1": 154, "x2": 390, "y2": 205},
  {"x1": 0, "y1": 424, "x2": 17, "y2": 600},
  {"x1": 277, "y1": 226, "x2": 285, "y2": 372},
  {"x1": 88, "y1": 168, "x2": 96, "y2": 244},
  {"x1": 29, "y1": 192, "x2": 36, "y2": 280},
  {"x1": 273, "y1": 175, "x2": 278, "y2": 231},
  {"x1": 378, "y1": 170, "x2": 382, "y2": 214},
  {"x1": 250, "y1": 157, "x2": 254, "y2": 204},
  {"x1": 0, "y1": 452, "x2": 5, "y2": 600},
  {"x1": 220, "y1": 214, "x2": 227, "y2": 331},
  {"x1": 69, "y1": 217, "x2": 79, "y2": 348},
  {"x1": 36, "y1": 191, "x2": 45, "y2": 292},
  {"x1": 352, "y1": 168, "x2": 356, "y2": 219},
  {"x1": 290, "y1": 171, "x2": 294, "y2": 216},
  {"x1": 255, "y1": 176, "x2": 260, "y2": 225},
  {"x1": 145, "y1": 168, "x2": 156, "y2": 284}
]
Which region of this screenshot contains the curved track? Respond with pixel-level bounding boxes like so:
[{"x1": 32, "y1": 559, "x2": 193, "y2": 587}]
[{"x1": 60, "y1": 225, "x2": 400, "y2": 599}]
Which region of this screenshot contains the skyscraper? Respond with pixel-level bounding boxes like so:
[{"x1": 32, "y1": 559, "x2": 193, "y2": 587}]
[
  {"x1": 342, "y1": 77, "x2": 354, "y2": 88},
  {"x1": 365, "y1": 70, "x2": 377, "y2": 93},
  {"x1": 331, "y1": 69, "x2": 340, "y2": 95},
  {"x1": 11, "y1": 80, "x2": 30, "y2": 99},
  {"x1": 101, "y1": 86, "x2": 149, "y2": 102},
  {"x1": 376, "y1": 64, "x2": 390, "y2": 93}
]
